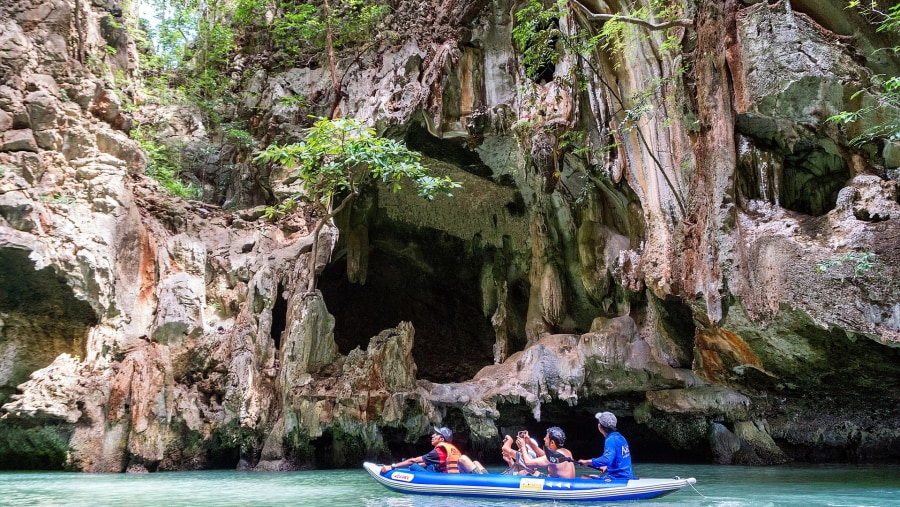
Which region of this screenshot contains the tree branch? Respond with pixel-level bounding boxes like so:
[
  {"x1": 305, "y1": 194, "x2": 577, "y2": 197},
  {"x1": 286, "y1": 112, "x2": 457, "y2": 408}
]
[
  {"x1": 570, "y1": 0, "x2": 693, "y2": 30},
  {"x1": 324, "y1": 0, "x2": 342, "y2": 119},
  {"x1": 306, "y1": 191, "x2": 358, "y2": 293}
]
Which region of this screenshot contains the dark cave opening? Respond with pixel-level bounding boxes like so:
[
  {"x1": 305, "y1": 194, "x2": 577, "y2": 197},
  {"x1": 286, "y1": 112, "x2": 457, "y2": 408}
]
[
  {"x1": 0, "y1": 248, "x2": 98, "y2": 405},
  {"x1": 517, "y1": 18, "x2": 559, "y2": 85},
  {"x1": 781, "y1": 144, "x2": 850, "y2": 216},
  {"x1": 318, "y1": 228, "x2": 496, "y2": 383},
  {"x1": 312, "y1": 425, "x2": 372, "y2": 469},
  {"x1": 652, "y1": 295, "x2": 698, "y2": 368},
  {"x1": 734, "y1": 133, "x2": 851, "y2": 216},
  {"x1": 271, "y1": 283, "x2": 287, "y2": 351},
  {"x1": 405, "y1": 121, "x2": 493, "y2": 180},
  {"x1": 0, "y1": 424, "x2": 73, "y2": 470}
]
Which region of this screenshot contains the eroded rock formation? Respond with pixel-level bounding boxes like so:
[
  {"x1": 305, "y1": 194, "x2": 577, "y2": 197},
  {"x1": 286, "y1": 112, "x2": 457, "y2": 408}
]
[{"x1": 1, "y1": 0, "x2": 898, "y2": 471}]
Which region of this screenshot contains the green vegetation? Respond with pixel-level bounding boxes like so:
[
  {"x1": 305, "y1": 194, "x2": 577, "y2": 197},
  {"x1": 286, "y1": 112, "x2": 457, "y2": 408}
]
[
  {"x1": 256, "y1": 117, "x2": 460, "y2": 291},
  {"x1": 511, "y1": 0, "x2": 690, "y2": 212},
  {"x1": 140, "y1": 0, "x2": 389, "y2": 102},
  {"x1": 269, "y1": 0, "x2": 387, "y2": 61},
  {"x1": 828, "y1": 2, "x2": 900, "y2": 146},
  {"x1": 132, "y1": 126, "x2": 202, "y2": 198},
  {"x1": 512, "y1": 0, "x2": 563, "y2": 82},
  {"x1": 126, "y1": 0, "x2": 395, "y2": 198},
  {"x1": 40, "y1": 193, "x2": 77, "y2": 205},
  {"x1": 0, "y1": 425, "x2": 72, "y2": 471},
  {"x1": 222, "y1": 122, "x2": 258, "y2": 152},
  {"x1": 817, "y1": 252, "x2": 876, "y2": 278}
]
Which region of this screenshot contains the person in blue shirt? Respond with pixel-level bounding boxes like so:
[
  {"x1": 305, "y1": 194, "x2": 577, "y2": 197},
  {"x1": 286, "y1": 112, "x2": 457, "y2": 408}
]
[{"x1": 578, "y1": 411, "x2": 634, "y2": 479}]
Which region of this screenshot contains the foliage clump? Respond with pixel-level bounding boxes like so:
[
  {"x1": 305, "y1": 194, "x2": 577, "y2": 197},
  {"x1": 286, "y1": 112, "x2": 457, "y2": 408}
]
[
  {"x1": 257, "y1": 118, "x2": 459, "y2": 206},
  {"x1": 127, "y1": 0, "x2": 395, "y2": 199},
  {"x1": 269, "y1": 0, "x2": 389, "y2": 63},
  {"x1": 817, "y1": 252, "x2": 876, "y2": 279},
  {"x1": 256, "y1": 117, "x2": 460, "y2": 291},
  {"x1": 828, "y1": 2, "x2": 900, "y2": 147},
  {"x1": 132, "y1": 126, "x2": 202, "y2": 198}
]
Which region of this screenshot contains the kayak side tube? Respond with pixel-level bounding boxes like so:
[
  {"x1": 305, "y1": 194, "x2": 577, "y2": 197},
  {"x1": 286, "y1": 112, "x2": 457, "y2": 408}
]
[{"x1": 362, "y1": 462, "x2": 696, "y2": 502}]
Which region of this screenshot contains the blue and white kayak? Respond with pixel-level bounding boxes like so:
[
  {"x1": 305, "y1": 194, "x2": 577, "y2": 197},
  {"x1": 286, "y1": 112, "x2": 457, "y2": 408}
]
[{"x1": 362, "y1": 462, "x2": 696, "y2": 502}]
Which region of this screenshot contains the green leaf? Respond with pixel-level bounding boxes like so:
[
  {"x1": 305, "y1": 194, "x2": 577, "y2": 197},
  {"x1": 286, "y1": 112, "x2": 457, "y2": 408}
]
[{"x1": 255, "y1": 117, "x2": 461, "y2": 214}]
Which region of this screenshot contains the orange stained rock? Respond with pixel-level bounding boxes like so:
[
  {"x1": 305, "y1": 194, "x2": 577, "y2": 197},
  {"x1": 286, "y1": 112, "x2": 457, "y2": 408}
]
[
  {"x1": 137, "y1": 226, "x2": 158, "y2": 305},
  {"x1": 694, "y1": 327, "x2": 763, "y2": 383}
]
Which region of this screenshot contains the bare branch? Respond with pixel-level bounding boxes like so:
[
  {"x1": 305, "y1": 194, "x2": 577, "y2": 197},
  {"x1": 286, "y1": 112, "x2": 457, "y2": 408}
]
[
  {"x1": 307, "y1": 190, "x2": 359, "y2": 293},
  {"x1": 570, "y1": 0, "x2": 693, "y2": 30}
]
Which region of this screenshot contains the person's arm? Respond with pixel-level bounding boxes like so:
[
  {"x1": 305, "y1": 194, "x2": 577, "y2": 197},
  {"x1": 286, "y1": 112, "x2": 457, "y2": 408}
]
[
  {"x1": 514, "y1": 436, "x2": 548, "y2": 467},
  {"x1": 519, "y1": 450, "x2": 550, "y2": 467},
  {"x1": 501, "y1": 435, "x2": 518, "y2": 462},
  {"x1": 578, "y1": 440, "x2": 614, "y2": 472},
  {"x1": 524, "y1": 437, "x2": 546, "y2": 458},
  {"x1": 516, "y1": 436, "x2": 542, "y2": 457},
  {"x1": 501, "y1": 435, "x2": 522, "y2": 467},
  {"x1": 381, "y1": 454, "x2": 424, "y2": 473}
]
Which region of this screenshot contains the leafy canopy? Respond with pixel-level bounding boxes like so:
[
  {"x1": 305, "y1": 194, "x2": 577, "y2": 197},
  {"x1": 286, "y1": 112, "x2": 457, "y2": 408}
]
[
  {"x1": 270, "y1": 0, "x2": 388, "y2": 60},
  {"x1": 828, "y1": 2, "x2": 900, "y2": 146},
  {"x1": 255, "y1": 117, "x2": 461, "y2": 208},
  {"x1": 512, "y1": 0, "x2": 565, "y2": 82},
  {"x1": 256, "y1": 117, "x2": 461, "y2": 293}
]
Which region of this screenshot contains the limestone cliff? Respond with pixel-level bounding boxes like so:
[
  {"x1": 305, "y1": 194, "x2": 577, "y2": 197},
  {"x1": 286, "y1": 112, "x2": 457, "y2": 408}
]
[{"x1": 1, "y1": 0, "x2": 898, "y2": 472}]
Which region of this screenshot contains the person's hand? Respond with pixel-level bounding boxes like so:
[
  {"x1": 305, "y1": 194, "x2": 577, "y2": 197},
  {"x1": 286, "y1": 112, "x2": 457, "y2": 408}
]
[
  {"x1": 520, "y1": 430, "x2": 529, "y2": 439},
  {"x1": 578, "y1": 459, "x2": 590, "y2": 466},
  {"x1": 380, "y1": 464, "x2": 392, "y2": 474},
  {"x1": 600, "y1": 466, "x2": 608, "y2": 474},
  {"x1": 503, "y1": 435, "x2": 512, "y2": 443}
]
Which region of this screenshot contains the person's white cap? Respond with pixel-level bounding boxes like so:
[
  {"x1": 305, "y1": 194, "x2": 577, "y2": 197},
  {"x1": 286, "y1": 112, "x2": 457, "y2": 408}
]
[{"x1": 595, "y1": 411, "x2": 617, "y2": 430}]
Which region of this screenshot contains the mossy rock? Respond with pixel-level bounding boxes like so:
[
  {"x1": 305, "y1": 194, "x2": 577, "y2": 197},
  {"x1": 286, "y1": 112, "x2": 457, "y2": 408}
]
[{"x1": 0, "y1": 424, "x2": 72, "y2": 470}]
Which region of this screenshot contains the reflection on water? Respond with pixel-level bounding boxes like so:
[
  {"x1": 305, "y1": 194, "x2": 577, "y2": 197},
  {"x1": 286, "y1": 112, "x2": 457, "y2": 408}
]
[{"x1": 1, "y1": 463, "x2": 898, "y2": 507}]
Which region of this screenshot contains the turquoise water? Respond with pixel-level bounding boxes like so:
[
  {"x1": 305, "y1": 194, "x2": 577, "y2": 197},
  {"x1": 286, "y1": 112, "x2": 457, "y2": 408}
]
[{"x1": 1, "y1": 463, "x2": 898, "y2": 506}]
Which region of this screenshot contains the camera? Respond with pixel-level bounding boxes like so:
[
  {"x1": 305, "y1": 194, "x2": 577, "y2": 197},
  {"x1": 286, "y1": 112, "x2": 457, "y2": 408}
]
[{"x1": 517, "y1": 430, "x2": 527, "y2": 438}]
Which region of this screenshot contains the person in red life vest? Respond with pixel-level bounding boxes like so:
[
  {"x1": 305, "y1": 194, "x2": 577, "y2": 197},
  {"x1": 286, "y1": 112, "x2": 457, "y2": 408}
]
[{"x1": 382, "y1": 427, "x2": 487, "y2": 474}]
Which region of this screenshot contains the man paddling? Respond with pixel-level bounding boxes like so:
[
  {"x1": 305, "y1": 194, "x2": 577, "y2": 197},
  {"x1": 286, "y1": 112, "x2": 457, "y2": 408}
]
[{"x1": 578, "y1": 411, "x2": 634, "y2": 479}]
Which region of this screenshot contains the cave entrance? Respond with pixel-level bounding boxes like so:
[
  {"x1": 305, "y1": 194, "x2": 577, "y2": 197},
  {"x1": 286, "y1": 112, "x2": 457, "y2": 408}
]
[
  {"x1": 318, "y1": 228, "x2": 495, "y2": 383},
  {"x1": 0, "y1": 248, "x2": 98, "y2": 405},
  {"x1": 781, "y1": 143, "x2": 850, "y2": 216},
  {"x1": 271, "y1": 283, "x2": 287, "y2": 351}
]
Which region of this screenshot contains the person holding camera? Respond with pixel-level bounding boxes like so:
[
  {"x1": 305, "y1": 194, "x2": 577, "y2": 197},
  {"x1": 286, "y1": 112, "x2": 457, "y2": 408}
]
[
  {"x1": 510, "y1": 428, "x2": 576, "y2": 479},
  {"x1": 500, "y1": 430, "x2": 542, "y2": 475}
]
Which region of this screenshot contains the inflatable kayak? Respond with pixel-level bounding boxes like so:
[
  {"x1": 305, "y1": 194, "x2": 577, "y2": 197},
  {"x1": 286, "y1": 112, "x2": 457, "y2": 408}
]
[{"x1": 362, "y1": 462, "x2": 696, "y2": 502}]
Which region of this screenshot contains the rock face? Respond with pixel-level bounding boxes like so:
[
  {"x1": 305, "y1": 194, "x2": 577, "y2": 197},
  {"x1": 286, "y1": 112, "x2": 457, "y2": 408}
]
[{"x1": 1, "y1": 0, "x2": 899, "y2": 471}]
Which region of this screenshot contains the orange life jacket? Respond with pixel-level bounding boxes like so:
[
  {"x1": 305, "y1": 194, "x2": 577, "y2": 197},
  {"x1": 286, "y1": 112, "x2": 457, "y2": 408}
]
[{"x1": 435, "y1": 442, "x2": 461, "y2": 473}]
